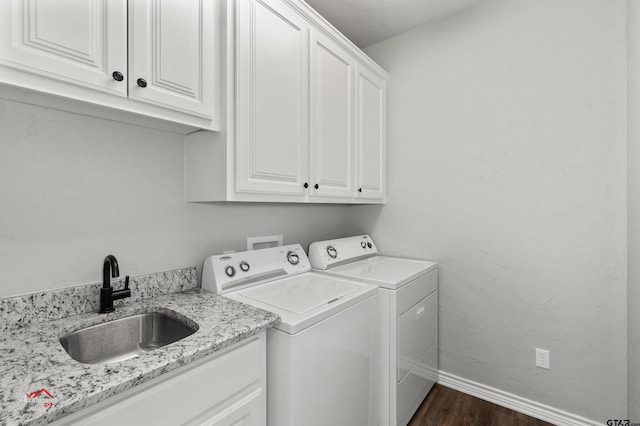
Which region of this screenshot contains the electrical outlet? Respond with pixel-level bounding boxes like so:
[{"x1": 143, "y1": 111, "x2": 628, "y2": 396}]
[{"x1": 536, "y1": 348, "x2": 550, "y2": 369}]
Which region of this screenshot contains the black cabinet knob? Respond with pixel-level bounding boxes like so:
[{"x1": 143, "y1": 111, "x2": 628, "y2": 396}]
[
  {"x1": 137, "y1": 78, "x2": 147, "y2": 88},
  {"x1": 112, "y1": 71, "x2": 124, "y2": 82},
  {"x1": 314, "y1": 184, "x2": 319, "y2": 190},
  {"x1": 303, "y1": 182, "x2": 308, "y2": 188},
  {"x1": 358, "y1": 188, "x2": 362, "y2": 193}
]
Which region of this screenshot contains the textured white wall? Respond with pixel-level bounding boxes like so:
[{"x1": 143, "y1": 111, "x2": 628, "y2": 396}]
[
  {"x1": 0, "y1": 98, "x2": 351, "y2": 298},
  {"x1": 351, "y1": 0, "x2": 627, "y2": 421},
  {"x1": 629, "y1": 0, "x2": 640, "y2": 421}
]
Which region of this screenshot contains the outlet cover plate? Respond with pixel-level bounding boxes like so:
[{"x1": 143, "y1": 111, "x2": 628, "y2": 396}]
[{"x1": 536, "y1": 348, "x2": 550, "y2": 369}]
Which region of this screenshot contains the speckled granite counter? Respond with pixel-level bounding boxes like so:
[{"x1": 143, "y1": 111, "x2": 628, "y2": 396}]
[{"x1": 0, "y1": 290, "x2": 279, "y2": 425}]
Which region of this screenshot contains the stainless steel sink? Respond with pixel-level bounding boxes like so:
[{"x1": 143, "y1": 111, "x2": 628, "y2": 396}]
[{"x1": 60, "y1": 311, "x2": 199, "y2": 364}]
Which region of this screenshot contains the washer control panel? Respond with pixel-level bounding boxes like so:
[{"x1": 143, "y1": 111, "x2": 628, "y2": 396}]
[
  {"x1": 202, "y1": 244, "x2": 310, "y2": 294},
  {"x1": 308, "y1": 235, "x2": 378, "y2": 270}
]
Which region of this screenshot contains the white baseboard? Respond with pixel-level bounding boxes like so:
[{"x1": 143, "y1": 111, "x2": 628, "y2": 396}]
[{"x1": 437, "y1": 371, "x2": 603, "y2": 426}]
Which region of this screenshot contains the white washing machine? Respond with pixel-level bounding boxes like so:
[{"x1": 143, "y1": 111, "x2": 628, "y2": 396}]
[
  {"x1": 309, "y1": 235, "x2": 438, "y2": 426},
  {"x1": 201, "y1": 244, "x2": 378, "y2": 426}
]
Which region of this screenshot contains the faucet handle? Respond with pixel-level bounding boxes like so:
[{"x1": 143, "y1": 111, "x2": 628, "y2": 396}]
[{"x1": 124, "y1": 275, "x2": 130, "y2": 290}]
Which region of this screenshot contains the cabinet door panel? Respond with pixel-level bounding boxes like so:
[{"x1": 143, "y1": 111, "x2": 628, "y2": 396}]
[
  {"x1": 197, "y1": 388, "x2": 263, "y2": 426},
  {"x1": 356, "y1": 65, "x2": 386, "y2": 200},
  {"x1": 309, "y1": 29, "x2": 354, "y2": 198},
  {"x1": 129, "y1": 0, "x2": 216, "y2": 120},
  {"x1": 0, "y1": 0, "x2": 127, "y2": 95},
  {"x1": 236, "y1": 0, "x2": 309, "y2": 196},
  {"x1": 52, "y1": 336, "x2": 266, "y2": 426}
]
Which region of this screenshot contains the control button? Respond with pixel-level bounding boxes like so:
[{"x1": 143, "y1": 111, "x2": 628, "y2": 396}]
[
  {"x1": 361, "y1": 241, "x2": 366, "y2": 249},
  {"x1": 239, "y1": 261, "x2": 250, "y2": 272},
  {"x1": 225, "y1": 265, "x2": 236, "y2": 277},
  {"x1": 287, "y1": 251, "x2": 300, "y2": 265},
  {"x1": 327, "y1": 245, "x2": 338, "y2": 259},
  {"x1": 367, "y1": 242, "x2": 372, "y2": 249}
]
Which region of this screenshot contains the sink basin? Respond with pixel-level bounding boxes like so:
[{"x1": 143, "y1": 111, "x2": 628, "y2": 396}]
[{"x1": 60, "y1": 311, "x2": 199, "y2": 364}]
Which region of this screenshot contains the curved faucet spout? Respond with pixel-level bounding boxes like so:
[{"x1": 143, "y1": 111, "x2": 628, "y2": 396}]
[
  {"x1": 100, "y1": 255, "x2": 129, "y2": 313},
  {"x1": 103, "y1": 255, "x2": 119, "y2": 289}
]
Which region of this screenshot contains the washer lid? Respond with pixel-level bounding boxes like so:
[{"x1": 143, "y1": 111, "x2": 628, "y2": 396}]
[
  {"x1": 328, "y1": 256, "x2": 437, "y2": 289},
  {"x1": 241, "y1": 274, "x2": 360, "y2": 313},
  {"x1": 225, "y1": 272, "x2": 378, "y2": 334}
]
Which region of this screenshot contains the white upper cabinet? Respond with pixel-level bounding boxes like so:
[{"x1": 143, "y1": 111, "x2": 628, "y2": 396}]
[
  {"x1": 235, "y1": 0, "x2": 309, "y2": 196},
  {"x1": 356, "y1": 64, "x2": 387, "y2": 201},
  {"x1": 0, "y1": 0, "x2": 219, "y2": 131},
  {"x1": 129, "y1": 0, "x2": 216, "y2": 120},
  {"x1": 309, "y1": 28, "x2": 355, "y2": 199},
  {"x1": 185, "y1": 0, "x2": 387, "y2": 204},
  {"x1": 0, "y1": 0, "x2": 128, "y2": 96}
]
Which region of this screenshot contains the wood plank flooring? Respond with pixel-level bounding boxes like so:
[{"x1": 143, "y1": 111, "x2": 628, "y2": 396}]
[{"x1": 408, "y1": 384, "x2": 555, "y2": 426}]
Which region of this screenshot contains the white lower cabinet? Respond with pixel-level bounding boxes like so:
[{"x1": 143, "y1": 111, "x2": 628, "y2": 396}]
[
  {"x1": 185, "y1": 0, "x2": 387, "y2": 204},
  {"x1": 51, "y1": 333, "x2": 266, "y2": 426}
]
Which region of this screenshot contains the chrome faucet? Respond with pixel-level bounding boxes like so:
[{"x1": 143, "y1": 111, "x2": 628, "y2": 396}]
[{"x1": 99, "y1": 254, "x2": 131, "y2": 313}]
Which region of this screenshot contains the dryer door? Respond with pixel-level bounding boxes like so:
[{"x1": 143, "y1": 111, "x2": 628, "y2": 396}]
[{"x1": 397, "y1": 291, "x2": 437, "y2": 381}]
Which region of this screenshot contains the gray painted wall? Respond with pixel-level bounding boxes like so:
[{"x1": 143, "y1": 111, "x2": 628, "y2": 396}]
[
  {"x1": 0, "y1": 98, "x2": 351, "y2": 298},
  {"x1": 351, "y1": 0, "x2": 627, "y2": 421},
  {"x1": 629, "y1": 0, "x2": 640, "y2": 421}
]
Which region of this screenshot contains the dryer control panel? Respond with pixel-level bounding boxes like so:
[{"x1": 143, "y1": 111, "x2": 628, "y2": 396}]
[
  {"x1": 202, "y1": 244, "x2": 310, "y2": 294},
  {"x1": 308, "y1": 235, "x2": 378, "y2": 269}
]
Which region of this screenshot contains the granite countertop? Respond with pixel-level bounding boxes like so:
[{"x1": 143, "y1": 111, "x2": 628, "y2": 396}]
[{"x1": 0, "y1": 289, "x2": 279, "y2": 426}]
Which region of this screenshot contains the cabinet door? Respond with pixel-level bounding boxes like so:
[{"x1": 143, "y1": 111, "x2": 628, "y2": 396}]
[
  {"x1": 309, "y1": 29, "x2": 355, "y2": 199},
  {"x1": 51, "y1": 335, "x2": 267, "y2": 426},
  {"x1": 129, "y1": 0, "x2": 217, "y2": 120},
  {"x1": 355, "y1": 64, "x2": 386, "y2": 201},
  {"x1": 0, "y1": 0, "x2": 127, "y2": 96},
  {"x1": 235, "y1": 0, "x2": 309, "y2": 196},
  {"x1": 205, "y1": 389, "x2": 264, "y2": 426}
]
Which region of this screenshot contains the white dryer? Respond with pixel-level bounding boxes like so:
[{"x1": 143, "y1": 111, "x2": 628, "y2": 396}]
[
  {"x1": 309, "y1": 235, "x2": 438, "y2": 426},
  {"x1": 202, "y1": 244, "x2": 378, "y2": 426}
]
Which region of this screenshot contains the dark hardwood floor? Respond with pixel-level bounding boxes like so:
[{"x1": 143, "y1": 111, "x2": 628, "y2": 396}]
[{"x1": 408, "y1": 384, "x2": 555, "y2": 426}]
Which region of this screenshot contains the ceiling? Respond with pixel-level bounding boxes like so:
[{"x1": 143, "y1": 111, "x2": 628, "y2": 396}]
[{"x1": 305, "y1": 0, "x2": 481, "y2": 48}]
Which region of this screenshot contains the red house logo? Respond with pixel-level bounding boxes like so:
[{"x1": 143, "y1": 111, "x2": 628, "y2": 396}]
[
  {"x1": 27, "y1": 388, "x2": 54, "y2": 399},
  {"x1": 26, "y1": 388, "x2": 55, "y2": 408}
]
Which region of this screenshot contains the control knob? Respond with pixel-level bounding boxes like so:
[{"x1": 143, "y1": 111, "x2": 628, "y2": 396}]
[
  {"x1": 361, "y1": 241, "x2": 366, "y2": 249},
  {"x1": 225, "y1": 265, "x2": 236, "y2": 277},
  {"x1": 287, "y1": 251, "x2": 300, "y2": 265},
  {"x1": 239, "y1": 261, "x2": 250, "y2": 272},
  {"x1": 326, "y1": 245, "x2": 338, "y2": 259}
]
